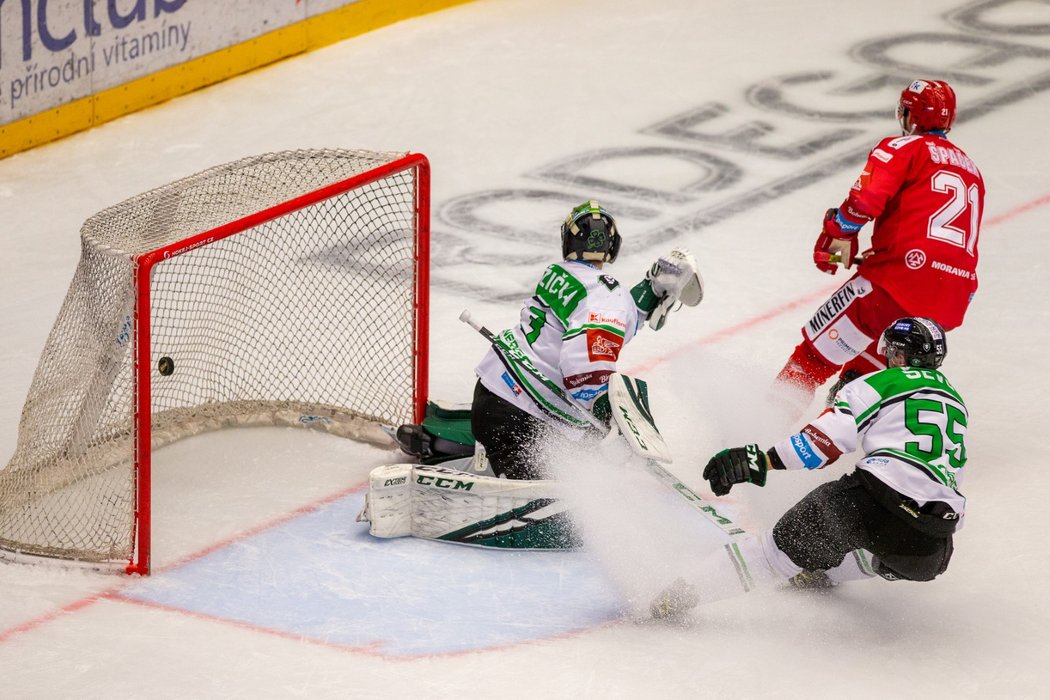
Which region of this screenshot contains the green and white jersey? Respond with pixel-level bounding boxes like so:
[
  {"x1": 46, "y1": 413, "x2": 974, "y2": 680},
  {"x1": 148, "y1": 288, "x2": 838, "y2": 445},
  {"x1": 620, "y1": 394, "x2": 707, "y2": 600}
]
[
  {"x1": 475, "y1": 260, "x2": 645, "y2": 426},
  {"x1": 771, "y1": 366, "x2": 968, "y2": 523}
]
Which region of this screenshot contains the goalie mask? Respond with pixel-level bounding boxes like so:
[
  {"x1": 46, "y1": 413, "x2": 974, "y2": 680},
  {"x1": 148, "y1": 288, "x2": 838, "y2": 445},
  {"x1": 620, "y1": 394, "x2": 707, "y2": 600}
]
[
  {"x1": 897, "y1": 79, "x2": 957, "y2": 134},
  {"x1": 878, "y1": 317, "x2": 947, "y2": 370},
  {"x1": 561, "y1": 200, "x2": 621, "y2": 264}
]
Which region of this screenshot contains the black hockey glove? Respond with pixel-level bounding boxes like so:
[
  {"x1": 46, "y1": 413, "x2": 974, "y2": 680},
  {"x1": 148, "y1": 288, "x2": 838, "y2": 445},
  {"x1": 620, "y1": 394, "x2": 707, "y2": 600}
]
[{"x1": 702, "y1": 444, "x2": 769, "y2": 496}]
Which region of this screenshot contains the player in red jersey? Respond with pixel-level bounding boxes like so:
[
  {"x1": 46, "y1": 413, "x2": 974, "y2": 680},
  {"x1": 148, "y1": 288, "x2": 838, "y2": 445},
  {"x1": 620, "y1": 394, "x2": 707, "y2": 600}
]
[{"x1": 776, "y1": 79, "x2": 985, "y2": 408}]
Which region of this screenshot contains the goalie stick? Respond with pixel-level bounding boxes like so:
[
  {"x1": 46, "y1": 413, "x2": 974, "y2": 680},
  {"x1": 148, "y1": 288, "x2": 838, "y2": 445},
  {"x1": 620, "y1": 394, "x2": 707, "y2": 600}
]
[
  {"x1": 609, "y1": 374, "x2": 744, "y2": 538},
  {"x1": 458, "y1": 309, "x2": 612, "y2": 433},
  {"x1": 459, "y1": 310, "x2": 744, "y2": 539}
]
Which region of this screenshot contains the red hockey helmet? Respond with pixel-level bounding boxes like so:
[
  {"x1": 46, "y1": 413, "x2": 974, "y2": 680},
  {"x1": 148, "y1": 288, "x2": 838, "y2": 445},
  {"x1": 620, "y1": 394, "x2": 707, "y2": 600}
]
[{"x1": 897, "y1": 79, "x2": 957, "y2": 134}]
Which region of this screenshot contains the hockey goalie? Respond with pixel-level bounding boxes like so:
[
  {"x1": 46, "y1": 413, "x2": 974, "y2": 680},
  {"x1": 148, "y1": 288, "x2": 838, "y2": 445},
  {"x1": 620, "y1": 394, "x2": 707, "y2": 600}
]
[
  {"x1": 356, "y1": 373, "x2": 687, "y2": 551},
  {"x1": 357, "y1": 201, "x2": 704, "y2": 550}
]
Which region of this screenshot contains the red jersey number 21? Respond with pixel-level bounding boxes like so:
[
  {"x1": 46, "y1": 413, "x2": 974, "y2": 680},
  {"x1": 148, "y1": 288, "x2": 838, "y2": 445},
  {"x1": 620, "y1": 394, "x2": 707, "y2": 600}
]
[{"x1": 928, "y1": 170, "x2": 980, "y2": 256}]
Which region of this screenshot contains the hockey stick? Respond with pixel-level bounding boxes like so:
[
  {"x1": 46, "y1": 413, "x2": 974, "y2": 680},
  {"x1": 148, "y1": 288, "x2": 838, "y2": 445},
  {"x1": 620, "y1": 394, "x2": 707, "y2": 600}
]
[
  {"x1": 460, "y1": 310, "x2": 746, "y2": 538},
  {"x1": 641, "y1": 461, "x2": 746, "y2": 537},
  {"x1": 608, "y1": 373, "x2": 744, "y2": 537},
  {"x1": 458, "y1": 309, "x2": 608, "y2": 432}
]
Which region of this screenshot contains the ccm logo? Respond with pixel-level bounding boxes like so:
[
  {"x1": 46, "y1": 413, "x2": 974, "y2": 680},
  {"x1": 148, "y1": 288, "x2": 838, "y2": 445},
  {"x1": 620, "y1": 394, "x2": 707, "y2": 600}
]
[
  {"x1": 618, "y1": 406, "x2": 647, "y2": 449},
  {"x1": 416, "y1": 475, "x2": 474, "y2": 490}
]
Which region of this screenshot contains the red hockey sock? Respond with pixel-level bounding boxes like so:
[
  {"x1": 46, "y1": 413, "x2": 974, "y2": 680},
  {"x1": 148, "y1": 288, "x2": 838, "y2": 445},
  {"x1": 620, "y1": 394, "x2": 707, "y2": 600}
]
[{"x1": 775, "y1": 341, "x2": 840, "y2": 396}]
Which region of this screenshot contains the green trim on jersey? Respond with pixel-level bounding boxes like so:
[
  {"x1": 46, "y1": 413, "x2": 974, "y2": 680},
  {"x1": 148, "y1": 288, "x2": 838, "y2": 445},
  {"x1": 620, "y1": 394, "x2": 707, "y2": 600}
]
[
  {"x1": 562, "y1": 322, "x2": 627, "y2": 341},
  {"x1": 630, "y1": 278, "x2": 661, "y2": 315},
  {"x1": 855, "y1": 367, "x2": 965, "y2": 425},
  {"x1": 536, "y1": 264, "x2": 587, "y2": 324},
  {"x1": 871, "y1": 447, "x2": 959, "y2": 489}
]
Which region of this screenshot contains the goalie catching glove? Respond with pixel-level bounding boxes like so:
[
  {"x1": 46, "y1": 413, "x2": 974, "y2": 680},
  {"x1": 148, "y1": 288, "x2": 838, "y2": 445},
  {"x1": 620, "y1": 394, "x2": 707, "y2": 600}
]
[
  {"x1": 702, "y1": 444, "x2": 769, "y2": 496},
  {"x1": 631, "y1": 248, "x2": 704, "y2": 331}
]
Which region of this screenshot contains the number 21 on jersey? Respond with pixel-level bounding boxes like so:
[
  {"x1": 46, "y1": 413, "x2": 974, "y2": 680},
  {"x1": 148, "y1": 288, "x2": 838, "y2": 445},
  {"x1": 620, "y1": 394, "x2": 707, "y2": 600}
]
[{"x1": 928, "y1": 170, "x2": 980, "y2": 256}]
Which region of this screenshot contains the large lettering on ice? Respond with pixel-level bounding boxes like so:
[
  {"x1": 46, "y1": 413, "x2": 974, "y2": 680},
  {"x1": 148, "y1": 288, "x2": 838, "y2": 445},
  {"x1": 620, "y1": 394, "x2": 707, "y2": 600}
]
[{"x1": 432, "y1": 0, "x2": 1050, "y2": 298}]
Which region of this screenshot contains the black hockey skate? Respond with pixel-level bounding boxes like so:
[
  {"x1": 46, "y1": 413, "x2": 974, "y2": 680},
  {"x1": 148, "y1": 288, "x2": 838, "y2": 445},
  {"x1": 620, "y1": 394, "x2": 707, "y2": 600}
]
[{"x1": 392, "y1": 400, "x2": 476, "y2": 465}]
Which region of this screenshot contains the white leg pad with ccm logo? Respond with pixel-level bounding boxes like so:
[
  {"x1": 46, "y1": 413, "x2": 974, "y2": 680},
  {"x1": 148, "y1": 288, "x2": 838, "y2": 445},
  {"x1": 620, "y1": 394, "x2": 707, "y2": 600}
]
[{"x1": 356, "y1": 464, "x2": 574, "y2": 549}]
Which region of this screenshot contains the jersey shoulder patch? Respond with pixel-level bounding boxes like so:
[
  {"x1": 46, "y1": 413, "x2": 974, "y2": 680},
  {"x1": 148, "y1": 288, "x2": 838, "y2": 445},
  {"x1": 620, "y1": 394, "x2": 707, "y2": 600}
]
[
  {"x1": 598, "y1": 274, "x2": 620, "y2": 291},
  {"x1": 871, "y1": 149, "x2": 893, "y2": 164}
]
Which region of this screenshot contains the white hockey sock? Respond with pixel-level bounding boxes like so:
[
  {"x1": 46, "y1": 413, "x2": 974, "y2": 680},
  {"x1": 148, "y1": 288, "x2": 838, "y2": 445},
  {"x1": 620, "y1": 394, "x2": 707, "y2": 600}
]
[
  {"x1": 685, "y1": 531, "x2": 800, "y2": 603},
  {"x1": 825, "y1": 549, "x2": 878, "y2": 584},
  {"x1": 720, "y1": 530, "x2": 803, "y2": 590}
]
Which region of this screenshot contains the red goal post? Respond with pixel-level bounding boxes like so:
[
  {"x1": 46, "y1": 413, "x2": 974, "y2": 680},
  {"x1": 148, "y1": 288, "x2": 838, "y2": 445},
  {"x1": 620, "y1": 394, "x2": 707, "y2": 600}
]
[{"x1": 0, "y1": 150, "x2": 430, "y2": 575}]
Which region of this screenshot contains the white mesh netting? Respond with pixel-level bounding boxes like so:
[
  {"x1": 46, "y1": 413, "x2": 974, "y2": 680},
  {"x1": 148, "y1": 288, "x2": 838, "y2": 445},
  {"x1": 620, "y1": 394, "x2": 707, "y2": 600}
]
[{"x1": 0, "y1": 149, "x2": 427, "y2": 566}]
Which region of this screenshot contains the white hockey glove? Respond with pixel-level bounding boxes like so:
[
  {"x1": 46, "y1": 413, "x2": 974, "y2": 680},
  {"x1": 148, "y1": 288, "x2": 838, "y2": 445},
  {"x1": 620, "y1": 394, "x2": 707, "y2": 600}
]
[{"x1": 645, "y1": 248, "x2": 704, "y2": 331}]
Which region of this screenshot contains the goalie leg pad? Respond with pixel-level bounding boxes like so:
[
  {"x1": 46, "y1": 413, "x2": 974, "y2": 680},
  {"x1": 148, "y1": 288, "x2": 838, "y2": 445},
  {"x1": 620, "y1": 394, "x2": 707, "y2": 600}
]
[
  {"x1": 356, "y1": 464, "x2": 414, "y2": 538},
  {"x1": 357, "y1": 464, "x2": 579, "y2": 549}
]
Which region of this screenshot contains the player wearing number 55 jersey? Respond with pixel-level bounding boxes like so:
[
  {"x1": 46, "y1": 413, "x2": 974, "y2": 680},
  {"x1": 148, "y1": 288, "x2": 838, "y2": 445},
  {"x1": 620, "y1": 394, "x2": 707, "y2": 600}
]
[
  {"x1": 650, "y1": 318, "x2": 968, "y2": 619},
  {"x1": 702, "y1": 318, "x2": 965, "y2": 588},
  {"x1": 777, "y1": 79, "x2": 984, "y2": 410}
]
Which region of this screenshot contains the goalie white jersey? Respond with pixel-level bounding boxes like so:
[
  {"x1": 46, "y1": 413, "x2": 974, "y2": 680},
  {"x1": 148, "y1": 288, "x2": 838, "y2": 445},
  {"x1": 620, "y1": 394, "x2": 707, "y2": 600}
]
[
  {"x1": 771, "y1": 366, "x2": 969, "y2": 523},
  {"x1": 475, "y1": 260, "x2": 645, "y2": 426}
]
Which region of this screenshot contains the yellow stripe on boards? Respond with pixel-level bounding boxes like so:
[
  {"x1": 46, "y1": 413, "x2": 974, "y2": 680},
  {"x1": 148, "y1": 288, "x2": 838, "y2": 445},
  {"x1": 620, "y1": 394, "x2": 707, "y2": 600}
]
[{"x1": 1, "y1": 0, "x2": 475, "y2": 159}]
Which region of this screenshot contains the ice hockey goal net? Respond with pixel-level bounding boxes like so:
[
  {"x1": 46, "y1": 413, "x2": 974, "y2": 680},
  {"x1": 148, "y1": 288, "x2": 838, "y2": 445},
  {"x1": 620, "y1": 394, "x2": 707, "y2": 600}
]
[{"x1": 0, "y1": 149, "x2": 430, "y2": 574}]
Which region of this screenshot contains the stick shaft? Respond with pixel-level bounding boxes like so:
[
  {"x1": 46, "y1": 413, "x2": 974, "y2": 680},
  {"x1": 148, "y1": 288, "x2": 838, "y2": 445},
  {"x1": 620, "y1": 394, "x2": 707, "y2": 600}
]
[
  {"x1": 643, "y1": 461, "x2": 746, "y2": 537},
  {"x1": 459, "y1": 310, "x2": 604, "y2": 430}
]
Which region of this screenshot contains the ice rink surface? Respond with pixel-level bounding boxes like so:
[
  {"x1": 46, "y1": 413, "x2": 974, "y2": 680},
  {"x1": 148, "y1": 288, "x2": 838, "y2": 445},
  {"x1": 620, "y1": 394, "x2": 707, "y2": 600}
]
[{"x1": 2, "y1": 0, "x2": 1049, "y2": 697}]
